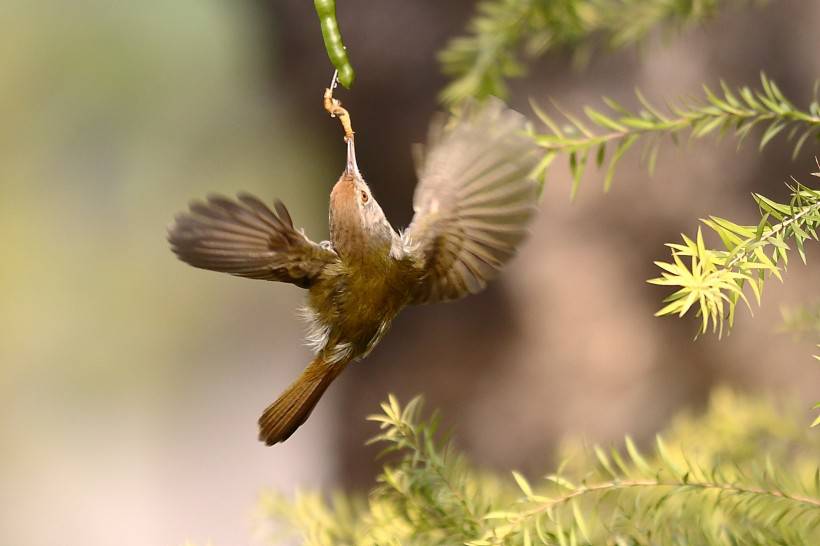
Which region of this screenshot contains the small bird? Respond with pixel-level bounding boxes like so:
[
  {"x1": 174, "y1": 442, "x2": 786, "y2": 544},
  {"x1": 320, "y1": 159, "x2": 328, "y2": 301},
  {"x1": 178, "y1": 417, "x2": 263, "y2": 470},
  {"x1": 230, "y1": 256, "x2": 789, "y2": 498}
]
[{"x1": 168, "y1": 97, "x2": 540, "y2": 445}]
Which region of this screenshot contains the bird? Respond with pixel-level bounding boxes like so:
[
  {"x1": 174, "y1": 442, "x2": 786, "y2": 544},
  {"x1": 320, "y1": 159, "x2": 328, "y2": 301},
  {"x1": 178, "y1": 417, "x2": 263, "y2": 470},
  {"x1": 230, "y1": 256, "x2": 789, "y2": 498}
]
[{"x1": 167, "y1": 97, "x2": 541, "y2": 445}]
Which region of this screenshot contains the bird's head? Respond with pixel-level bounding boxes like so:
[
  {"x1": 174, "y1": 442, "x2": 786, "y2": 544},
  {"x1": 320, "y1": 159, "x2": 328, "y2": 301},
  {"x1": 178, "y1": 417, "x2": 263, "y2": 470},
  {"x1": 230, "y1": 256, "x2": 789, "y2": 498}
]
[{"x1": 329, "y1": 139, "x2": 396, "y2": 261}]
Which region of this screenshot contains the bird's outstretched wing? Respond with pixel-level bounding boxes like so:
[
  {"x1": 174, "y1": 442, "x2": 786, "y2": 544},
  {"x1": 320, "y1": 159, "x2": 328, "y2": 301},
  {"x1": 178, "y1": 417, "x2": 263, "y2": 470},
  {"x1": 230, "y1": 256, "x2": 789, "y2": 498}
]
[
  {"x1": 403, "y1": 98, "x2": 540, "y2": 304},
  {"x1": 168, "y1": 193, "x2": 338, "y2": 288}
]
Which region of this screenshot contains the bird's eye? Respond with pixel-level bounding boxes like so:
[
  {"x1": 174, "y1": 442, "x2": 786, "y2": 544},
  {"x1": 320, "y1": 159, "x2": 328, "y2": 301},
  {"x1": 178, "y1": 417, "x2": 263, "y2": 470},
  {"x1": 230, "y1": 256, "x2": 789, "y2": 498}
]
[{"x1": 360, "y1": 190, "x2": 369, "y2": 203}]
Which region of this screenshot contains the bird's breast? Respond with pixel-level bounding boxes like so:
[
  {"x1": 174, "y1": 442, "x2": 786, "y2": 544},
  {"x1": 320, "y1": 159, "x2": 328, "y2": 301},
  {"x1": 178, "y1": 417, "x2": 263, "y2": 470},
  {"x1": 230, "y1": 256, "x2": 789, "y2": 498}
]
[{"x1": 307, "y1": 257, "x2": 416, "y2": 353}]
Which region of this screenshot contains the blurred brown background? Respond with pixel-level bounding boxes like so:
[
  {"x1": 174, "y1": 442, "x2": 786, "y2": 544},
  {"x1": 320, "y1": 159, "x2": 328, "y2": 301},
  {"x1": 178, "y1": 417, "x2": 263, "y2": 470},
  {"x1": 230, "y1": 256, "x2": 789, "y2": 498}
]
[{"x1": 1, "y1": 1, "x2": 818, "y2": 545}]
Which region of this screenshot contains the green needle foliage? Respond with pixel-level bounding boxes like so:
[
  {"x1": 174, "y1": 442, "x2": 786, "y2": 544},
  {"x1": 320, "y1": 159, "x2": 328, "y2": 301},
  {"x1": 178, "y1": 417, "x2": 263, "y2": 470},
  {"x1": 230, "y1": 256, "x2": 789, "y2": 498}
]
[
  {"x1": 649, "y1": 167, "x2": 820, "y2": 338},
  {"x1": 528, "y1": 73, "x2": 820, "y2": 196},
  {"x1": 260, "y1": 396, "x2": 498, "y2": 546},
  {"x1": 439, "y1": 0, "x2": 760, "y2": 104},
  {"x1": 260, "y1": 392, "x2": 820, "y2": 545}
]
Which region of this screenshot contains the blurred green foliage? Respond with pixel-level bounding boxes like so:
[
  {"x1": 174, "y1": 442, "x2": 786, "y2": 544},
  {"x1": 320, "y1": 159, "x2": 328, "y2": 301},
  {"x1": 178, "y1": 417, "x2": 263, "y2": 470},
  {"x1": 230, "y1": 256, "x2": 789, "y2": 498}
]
[
  {"x1": 260, "y1": 392, "x2": 820, "y2": 545},
  {"x1": 438, "y1": 0, "x2": 758, "y2": 104}
]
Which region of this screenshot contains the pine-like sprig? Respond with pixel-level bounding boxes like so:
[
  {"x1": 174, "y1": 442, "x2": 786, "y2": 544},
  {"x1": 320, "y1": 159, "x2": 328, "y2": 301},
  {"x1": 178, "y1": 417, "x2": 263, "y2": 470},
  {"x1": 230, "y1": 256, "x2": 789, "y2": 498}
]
[
  {"x1": 439, "y1": 0, "x2": 536, "y2": 105},
  {"x1": 366, "y1": 396, "x2": 496, "y2": 545},
  {"x1": 439, "y1": 0, "x2": 760, "y2": 104},
  {"x1": 649, "y1": 166, "x2": 820, "y2": 338},
  {"x1": 529, "y1": 73, "x2": 820, "y2": 196}
]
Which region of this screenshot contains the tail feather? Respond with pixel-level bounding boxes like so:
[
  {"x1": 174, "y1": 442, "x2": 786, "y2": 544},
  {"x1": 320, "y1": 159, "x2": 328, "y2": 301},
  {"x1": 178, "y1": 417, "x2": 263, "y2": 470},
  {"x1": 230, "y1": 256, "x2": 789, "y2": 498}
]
[{"x1": 258, "y1": 357, "x2": 341, "y2": 446}]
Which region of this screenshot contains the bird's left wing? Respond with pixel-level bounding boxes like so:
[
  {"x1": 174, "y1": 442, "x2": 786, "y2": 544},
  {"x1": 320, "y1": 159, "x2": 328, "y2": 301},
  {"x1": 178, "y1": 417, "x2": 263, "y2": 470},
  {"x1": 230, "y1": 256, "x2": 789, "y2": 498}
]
[
  {"x1": 403, "y1": 99, "x2": 540, "y2": 304},
  {"x1": 168, "y1": 193, "x2": 338, "y2": 288}
]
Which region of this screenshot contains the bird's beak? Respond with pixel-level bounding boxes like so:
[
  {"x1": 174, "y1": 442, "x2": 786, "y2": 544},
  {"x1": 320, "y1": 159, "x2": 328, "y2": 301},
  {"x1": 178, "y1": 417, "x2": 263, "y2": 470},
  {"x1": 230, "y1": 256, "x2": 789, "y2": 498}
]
[{"x1": 345, "y1": 138, "x2": 361, "y2": 178}]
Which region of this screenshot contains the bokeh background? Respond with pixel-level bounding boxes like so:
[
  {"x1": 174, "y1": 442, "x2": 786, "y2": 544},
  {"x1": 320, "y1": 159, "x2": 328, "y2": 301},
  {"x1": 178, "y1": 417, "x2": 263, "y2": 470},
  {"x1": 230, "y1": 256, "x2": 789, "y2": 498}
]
[{"x1": 2, "y1": 1, "x2": 819, "y2": 545}]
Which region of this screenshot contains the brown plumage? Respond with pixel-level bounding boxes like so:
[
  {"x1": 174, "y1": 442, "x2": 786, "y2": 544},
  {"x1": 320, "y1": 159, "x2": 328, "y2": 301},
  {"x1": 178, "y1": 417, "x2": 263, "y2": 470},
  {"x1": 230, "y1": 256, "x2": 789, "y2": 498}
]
[
  {"x1": 168, "y1": 98, "x2": 541, "y2": 445},
  {"x1": 257, "y1": 356, "x2": 342, "y2": 444}
]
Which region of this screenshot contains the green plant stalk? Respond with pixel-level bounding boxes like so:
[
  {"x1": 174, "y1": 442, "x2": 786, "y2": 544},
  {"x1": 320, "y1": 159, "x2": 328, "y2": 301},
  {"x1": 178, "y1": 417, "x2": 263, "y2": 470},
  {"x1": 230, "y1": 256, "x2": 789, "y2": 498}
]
[
  {"x1": 723, "y1": 198, "x2": 820, "y2": 271},
  {"x1": 506, "y1": 478, "x2": 820, "y2": 523},
  {"x1": 314, "y1": 0, "x2": 355, "y2": 88},
  {"x1": 474, "y1": 478, "x2": 820, "y2": 545}
]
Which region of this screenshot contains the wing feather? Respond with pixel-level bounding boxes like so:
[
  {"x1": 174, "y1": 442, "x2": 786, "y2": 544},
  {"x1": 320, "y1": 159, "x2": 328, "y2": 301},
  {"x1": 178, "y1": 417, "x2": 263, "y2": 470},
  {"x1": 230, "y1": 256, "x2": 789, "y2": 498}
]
[
  {"x1": 168, "y1": 193, "x2": 338, "y2": 287},
  {"x1": 404, "y1": 98, "x2": 540, "y2": 304}
]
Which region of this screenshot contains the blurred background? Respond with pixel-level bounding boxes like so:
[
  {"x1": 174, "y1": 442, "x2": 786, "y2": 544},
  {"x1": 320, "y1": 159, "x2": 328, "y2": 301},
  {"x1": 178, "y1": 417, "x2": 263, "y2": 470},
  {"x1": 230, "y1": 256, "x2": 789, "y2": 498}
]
[{"x1": 1, "y1": 1, "x2": 819, "y2": 545}]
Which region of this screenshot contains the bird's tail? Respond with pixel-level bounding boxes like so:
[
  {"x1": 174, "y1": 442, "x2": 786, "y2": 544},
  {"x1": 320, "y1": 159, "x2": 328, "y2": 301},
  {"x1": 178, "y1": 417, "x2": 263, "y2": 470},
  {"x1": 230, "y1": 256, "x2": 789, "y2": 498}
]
[{"x1": 258, "y1": 356, "x2": 342, "y2": 446}]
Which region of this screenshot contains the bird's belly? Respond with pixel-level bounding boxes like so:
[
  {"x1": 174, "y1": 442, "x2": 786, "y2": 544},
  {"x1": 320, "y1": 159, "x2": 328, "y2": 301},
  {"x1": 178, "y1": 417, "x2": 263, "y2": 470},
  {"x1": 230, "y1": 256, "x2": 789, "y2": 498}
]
[
  {"x1": 306, "y1": 272, "x2": 408, "y2": 355},
  {"x1": 336, "y1": 283, "x2": 402, "y2": 340}
]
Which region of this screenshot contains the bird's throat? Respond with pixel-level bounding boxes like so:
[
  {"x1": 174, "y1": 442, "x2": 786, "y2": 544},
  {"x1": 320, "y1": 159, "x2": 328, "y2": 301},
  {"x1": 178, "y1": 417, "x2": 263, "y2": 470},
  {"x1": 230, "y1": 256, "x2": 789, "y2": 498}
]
[
  {"x1": 330, "y1": 138, "x2": 395, "y2": 264},
  {"x1": 329, "y1": 174, "x2": 366, "y2": 261}
]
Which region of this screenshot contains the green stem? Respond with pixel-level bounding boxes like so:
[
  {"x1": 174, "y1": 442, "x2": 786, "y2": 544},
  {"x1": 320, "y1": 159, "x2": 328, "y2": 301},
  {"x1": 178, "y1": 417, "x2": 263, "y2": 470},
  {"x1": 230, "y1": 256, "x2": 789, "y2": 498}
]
[
  {"x1": 723, "y1": 198, "x2": 820, "y2": 271},
  {"x1": 500, "y1": 478, "x2": 820, "y2": 528}
]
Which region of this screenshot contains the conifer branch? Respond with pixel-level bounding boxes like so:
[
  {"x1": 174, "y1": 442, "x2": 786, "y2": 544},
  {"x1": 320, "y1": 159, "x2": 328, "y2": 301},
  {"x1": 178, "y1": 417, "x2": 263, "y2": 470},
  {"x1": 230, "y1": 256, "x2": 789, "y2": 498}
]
[
  {"x1": 476, "y1": 477, "x2": 820, "y2": 544},
  {"x1": 366, "y1": 396, "x2": 489, "y2": 543},
  {"x1": 528, "y1": 73, "x2": 820, "y2": 195}
]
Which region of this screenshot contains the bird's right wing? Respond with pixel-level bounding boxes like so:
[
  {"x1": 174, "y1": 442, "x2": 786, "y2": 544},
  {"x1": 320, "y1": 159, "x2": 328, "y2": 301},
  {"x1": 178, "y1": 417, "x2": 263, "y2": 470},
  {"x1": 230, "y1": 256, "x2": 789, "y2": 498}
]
[
  {"x1": 403, "y1": 99, "x2": 540, "y2": 304},
  {"x1": 168, "y1": 194, "x2": 338, "y2": 288}
]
